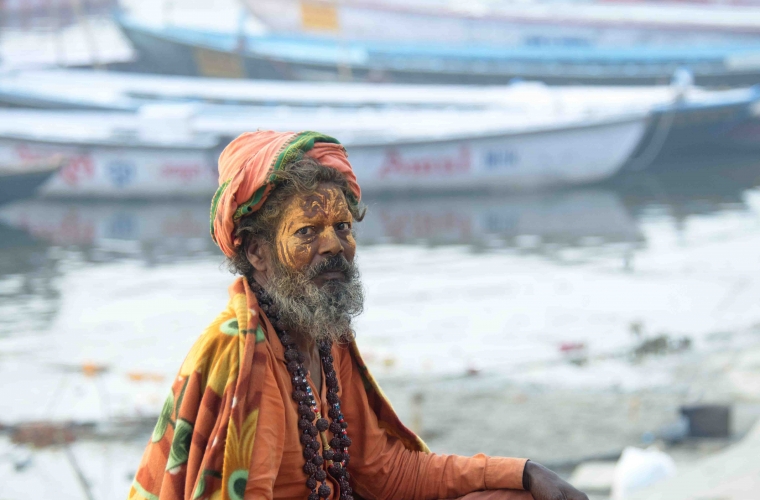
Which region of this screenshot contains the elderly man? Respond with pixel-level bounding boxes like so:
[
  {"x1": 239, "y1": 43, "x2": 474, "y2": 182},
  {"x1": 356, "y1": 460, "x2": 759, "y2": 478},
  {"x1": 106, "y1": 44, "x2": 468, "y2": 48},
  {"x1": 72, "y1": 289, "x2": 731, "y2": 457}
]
[{"x1": 129, "y1": 131, "x2": 587, "y2": 500}]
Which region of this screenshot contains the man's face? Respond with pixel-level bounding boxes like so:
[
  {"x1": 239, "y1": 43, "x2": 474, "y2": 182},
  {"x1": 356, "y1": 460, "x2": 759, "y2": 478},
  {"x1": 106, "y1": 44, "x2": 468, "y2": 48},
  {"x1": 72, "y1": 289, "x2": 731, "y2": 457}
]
[
  {"x1": 274, "y1": 182, "x2": 356, "y2": 287},
  {"x1": 255, "y1": 182, "x2": 363, "y2": 342}
]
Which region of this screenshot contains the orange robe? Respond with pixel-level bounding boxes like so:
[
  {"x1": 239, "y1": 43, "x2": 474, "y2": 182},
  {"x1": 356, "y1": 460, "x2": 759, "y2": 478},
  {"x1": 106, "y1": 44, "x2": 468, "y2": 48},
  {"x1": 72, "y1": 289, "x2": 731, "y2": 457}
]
[
  {"x1": 129, "y1": 278, "x2": 528, "y2": 500},
  {"x1": 257, "y1": 318, "x2": 528, "y2": 500}
]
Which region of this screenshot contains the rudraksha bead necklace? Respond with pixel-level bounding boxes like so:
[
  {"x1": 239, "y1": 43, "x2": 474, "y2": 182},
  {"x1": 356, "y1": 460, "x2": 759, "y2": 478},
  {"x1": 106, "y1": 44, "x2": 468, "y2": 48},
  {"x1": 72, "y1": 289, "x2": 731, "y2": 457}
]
[{"x1": 251, "y1": 281, "x2": 354, "y2": 500}]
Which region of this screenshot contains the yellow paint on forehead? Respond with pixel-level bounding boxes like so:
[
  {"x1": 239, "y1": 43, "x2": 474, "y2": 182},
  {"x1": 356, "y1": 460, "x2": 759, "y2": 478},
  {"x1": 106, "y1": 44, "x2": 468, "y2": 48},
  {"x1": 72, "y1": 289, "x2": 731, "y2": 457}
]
[{"x1": 275, "y1": 184, "x2": 354, "y2": 270}]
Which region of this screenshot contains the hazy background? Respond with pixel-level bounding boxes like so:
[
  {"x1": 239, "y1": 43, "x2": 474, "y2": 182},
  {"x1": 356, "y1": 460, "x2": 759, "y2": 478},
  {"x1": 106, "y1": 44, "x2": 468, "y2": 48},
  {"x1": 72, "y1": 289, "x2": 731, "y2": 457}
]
[{"x1": 1, "y1": 1, "x2": 760, "y2": 499}]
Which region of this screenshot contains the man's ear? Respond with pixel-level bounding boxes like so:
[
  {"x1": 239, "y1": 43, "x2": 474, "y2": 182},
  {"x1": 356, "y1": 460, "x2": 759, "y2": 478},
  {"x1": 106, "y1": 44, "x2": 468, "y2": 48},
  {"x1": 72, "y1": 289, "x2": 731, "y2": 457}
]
[{"x1": 245, "y1": 238, "x2": 271, "y2": 274}]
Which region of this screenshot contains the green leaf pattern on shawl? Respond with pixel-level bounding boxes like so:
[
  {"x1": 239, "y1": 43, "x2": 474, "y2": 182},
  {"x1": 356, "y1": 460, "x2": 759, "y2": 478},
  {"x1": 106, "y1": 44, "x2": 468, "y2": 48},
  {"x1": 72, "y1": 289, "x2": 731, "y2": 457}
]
[
  {"x1": 166, "y1": 418, "x2": 193, "y2": 471},
  {"x1": 151, "y1": 392, "x2": 174, "y2": 443},
  {"x1": 221, "y1": 318, "x2": 239, "y2": 336}
]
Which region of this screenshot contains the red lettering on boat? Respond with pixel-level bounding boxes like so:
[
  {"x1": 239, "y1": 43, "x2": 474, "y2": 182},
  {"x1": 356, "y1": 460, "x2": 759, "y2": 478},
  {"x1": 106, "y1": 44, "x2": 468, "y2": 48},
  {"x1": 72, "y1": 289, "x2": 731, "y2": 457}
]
[
  {"x1": 378, "y1": 146, "x2": 471, "y2": 178},
  {"x1": 160, "y1": 164, "x2": 204, "y2": 182}
]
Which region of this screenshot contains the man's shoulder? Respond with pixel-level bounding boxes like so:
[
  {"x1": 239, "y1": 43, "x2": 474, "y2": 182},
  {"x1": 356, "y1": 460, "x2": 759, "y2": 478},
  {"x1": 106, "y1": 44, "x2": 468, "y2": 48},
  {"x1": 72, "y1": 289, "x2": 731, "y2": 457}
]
[
  {"x1": 177, "y1": 301, "x2": 271, "y2": 375},
  {"x1": 198, "y1": 290, "x2": 266, "y2": 343},
  {"x1": 201, "y1": 305, "x2": 244, "y2": 342}
]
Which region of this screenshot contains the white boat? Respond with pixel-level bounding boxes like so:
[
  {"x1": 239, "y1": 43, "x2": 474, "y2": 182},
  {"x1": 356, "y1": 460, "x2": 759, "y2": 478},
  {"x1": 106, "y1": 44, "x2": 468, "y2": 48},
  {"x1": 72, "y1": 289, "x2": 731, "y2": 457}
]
[
  {"x1": 0, "y1": 107, "x2": 221, "y2": 198},
  {"x1": 0, "y1": 68, "x2": 673, "y2": 111},
  {"x1": 3, "y1": 69, "x2": 757, "y2": 157},
  {"x1": 242, "y1": 0, "x2": 760, "y2": 47},
  {"x1": 0, "y1": 15, "x2": 133, "y2": 71},
  {"x1": 0, "y1": 105, "x2": 647, "y2": 197},
  {"x1": 333, "y1": 113, "x2": 647, "y2": 192}
]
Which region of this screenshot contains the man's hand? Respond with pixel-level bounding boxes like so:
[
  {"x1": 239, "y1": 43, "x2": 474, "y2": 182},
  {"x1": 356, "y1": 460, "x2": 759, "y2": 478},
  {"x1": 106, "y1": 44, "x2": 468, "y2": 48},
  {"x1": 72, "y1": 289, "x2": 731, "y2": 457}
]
[{"x1": 524, "y1": 461, "x2": 589, "y2": 500}]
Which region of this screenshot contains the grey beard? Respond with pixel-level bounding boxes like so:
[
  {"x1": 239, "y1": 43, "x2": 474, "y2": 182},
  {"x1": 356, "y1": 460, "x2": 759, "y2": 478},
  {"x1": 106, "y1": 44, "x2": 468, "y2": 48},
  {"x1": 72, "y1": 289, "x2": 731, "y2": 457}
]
[{"x1": 262, "y1": 254, "x2": 364, "y2": 344}]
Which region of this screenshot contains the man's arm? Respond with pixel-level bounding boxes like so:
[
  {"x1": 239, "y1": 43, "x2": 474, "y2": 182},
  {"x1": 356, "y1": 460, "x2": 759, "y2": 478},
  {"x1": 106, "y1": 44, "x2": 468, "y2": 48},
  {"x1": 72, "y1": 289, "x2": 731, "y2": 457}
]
[
  {"x1": 338, "y1": 348, "x2": 524, "y2": 499},
  {"x1": 339, "y1": 347, "x2": 588, "y2": 500}
]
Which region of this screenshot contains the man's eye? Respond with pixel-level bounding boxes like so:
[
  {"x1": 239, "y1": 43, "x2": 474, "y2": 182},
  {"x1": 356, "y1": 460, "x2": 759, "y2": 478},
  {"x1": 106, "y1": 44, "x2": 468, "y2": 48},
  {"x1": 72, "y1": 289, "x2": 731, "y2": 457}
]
[
  {"x1": 296, "y1": 227, "x2": 313, "y2": 236},
  {"x1": 336, "y1": 222, "x2": 351, "y2": 231}
]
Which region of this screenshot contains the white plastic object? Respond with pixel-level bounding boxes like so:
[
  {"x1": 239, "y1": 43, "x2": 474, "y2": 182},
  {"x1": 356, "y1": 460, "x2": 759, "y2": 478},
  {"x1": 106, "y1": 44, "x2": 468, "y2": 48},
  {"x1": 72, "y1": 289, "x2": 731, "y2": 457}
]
[{"x1": 611, "y1": 446, "x2": 676, "y2": 500}]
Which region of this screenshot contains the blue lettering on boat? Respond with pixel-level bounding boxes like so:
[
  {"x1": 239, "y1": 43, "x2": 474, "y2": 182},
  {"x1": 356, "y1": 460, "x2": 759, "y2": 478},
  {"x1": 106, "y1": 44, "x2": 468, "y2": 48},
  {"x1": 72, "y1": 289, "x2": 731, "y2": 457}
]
[
  {"x1": 107, "y1": 160, "x2": 136, "y2": 187},
  {"x1": 485, "y1": 150, "x2": 519, "y2": 170}
]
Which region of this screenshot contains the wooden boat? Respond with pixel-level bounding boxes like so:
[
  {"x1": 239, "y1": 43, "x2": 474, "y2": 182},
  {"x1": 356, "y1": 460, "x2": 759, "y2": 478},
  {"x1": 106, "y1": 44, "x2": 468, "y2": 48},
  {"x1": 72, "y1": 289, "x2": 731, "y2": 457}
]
[
  {"x1": 1, "y1": 68, "x2": 758, "y2": 171},
  {"x1": 2, "y1": 0, "x2": 116, "y2": 24},
  {"x1": 0, "y1": 106, "x2": 648, "y2": 197},
  {"x1": 246, "y1": 0, "x2": 760, "y2": 49},
  {"x1": 0, "y1": 136, "x2": 222, "y2": 199},
  {"x1": 0, "y1": 68, "x2": 539, "y2": 110},
  {"x1": 624, "y1": 86, "x2": 760, "y2": 169},
  {"x1": 115, "y1": 6, "x2": 760, "y2": 86},
  {"x1": 0, "y1": 13, "x2": 133, "y2": 70},
  {"x1": 0, "y1": 68, "x2": 703, "y2": 111}
]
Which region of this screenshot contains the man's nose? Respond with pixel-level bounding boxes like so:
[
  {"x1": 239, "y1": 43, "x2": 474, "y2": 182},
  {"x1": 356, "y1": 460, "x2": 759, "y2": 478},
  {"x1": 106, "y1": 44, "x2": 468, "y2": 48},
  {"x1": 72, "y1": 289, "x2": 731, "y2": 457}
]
[{"x1": 318, "y1": 227, "x2": 343, "y2": 256}]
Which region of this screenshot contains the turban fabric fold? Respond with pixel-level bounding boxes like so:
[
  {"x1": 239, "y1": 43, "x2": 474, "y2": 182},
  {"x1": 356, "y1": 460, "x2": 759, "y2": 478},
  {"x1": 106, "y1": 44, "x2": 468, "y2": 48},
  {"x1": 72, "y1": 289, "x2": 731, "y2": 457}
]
[{"x1": 210, "y1": 130, "x2": 362, "y2": 258}]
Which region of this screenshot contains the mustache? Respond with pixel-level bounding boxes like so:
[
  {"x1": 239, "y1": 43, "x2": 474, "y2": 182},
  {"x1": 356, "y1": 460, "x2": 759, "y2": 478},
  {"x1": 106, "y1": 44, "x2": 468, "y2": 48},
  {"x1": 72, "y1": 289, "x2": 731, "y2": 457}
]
[
  {"x1": 264, "y1": 251, "x2": 364, "y2": 344},
  {"x1": 305, "y1": 254, "x2": 355, "y2": 280}
]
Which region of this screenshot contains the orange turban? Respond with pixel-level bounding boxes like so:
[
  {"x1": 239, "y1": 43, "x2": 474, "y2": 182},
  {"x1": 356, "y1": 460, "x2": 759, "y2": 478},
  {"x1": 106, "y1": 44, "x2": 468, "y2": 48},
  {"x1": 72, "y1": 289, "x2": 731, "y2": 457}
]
[{"x1": 210, "y1": 130, "x2": 361, "y2": 258}]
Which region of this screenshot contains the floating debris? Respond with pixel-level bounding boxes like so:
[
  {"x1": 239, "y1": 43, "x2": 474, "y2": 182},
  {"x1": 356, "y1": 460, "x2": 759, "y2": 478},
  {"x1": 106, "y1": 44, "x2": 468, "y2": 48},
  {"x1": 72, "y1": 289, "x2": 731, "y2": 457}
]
[
  {"x1": 559, "y1": 342, "x2": 588, "y2": 366},
  {"x1": 632, "y1": 334, "x2": 691, "y2": 360},
  {"x1": 50, "y1": 362, "x2": 110, "y2": 377},
  {"x1": 8, "y1": 421, "x2": 82, "y2": 448},
  {"x1": 126, "y1": 371, "x2": 166, "y2": 383},
  {"x1": 2, "y1": 416, "x2": 159, "y2": 449}
]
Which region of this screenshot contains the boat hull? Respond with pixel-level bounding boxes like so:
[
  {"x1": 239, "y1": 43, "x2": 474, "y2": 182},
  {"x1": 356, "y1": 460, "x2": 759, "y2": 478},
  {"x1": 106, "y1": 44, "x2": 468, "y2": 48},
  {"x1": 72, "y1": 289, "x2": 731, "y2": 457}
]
[
  {"x1": 347, "y1": 116, "x2": 646, "y2": 193},
  {"x1": 0, "y1": 113, "x2": 645, "y2": 197},
  {"x1": 0, "y1": 167, "x2": 57, "y2": 204},
  {"x1": 624, "y1": 89, "x2": 760, "y2": 169},
  {"x1": 0, "y1": 139, "x2": 220, "y2": 198}
]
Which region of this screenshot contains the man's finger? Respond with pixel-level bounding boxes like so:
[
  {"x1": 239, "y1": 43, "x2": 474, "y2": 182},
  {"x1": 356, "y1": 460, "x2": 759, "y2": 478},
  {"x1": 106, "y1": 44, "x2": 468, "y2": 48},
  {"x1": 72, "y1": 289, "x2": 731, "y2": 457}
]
[{"x1": 568, "y1": 490, "x2": 589, "y2": 500}]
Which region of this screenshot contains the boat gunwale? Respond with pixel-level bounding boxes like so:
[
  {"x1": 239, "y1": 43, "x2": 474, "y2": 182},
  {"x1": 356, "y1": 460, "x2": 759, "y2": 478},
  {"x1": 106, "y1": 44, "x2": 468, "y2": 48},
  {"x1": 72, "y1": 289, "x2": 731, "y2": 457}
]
[
  {"x1": 118, "y1": 16, "x2": 760, "y2": 64},
  {"x1": 0, "y1": 132, "x2": 221, "y2": 151},
  {"x1": 340, "y1": 112, "x2": 649, "y2": 149}
]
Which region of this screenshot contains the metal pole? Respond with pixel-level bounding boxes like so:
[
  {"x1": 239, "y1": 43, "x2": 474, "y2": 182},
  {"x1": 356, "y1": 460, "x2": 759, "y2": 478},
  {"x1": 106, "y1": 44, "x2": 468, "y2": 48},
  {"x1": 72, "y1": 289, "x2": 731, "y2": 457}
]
[{"x1": 63, "y1": 444, "x2": 96, "y2": 500}]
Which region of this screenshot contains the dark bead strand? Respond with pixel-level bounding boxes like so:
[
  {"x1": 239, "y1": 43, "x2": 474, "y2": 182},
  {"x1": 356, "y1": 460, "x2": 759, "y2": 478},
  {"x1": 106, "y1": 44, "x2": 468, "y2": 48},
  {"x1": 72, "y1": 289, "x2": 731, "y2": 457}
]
[{"x1": 251, "y1": 281, "x2": 353, "y2": 500}]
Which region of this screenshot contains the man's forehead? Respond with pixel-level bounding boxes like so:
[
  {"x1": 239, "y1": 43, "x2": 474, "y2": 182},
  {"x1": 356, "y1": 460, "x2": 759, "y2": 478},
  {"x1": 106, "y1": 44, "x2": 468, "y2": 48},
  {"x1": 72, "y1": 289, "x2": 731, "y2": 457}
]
[
  {"x1": 305, "y1": 184, "x2": 343, "y2": 201},
  {"x1": 289, "y1": 185, "x2": 349, "y2": 214}
]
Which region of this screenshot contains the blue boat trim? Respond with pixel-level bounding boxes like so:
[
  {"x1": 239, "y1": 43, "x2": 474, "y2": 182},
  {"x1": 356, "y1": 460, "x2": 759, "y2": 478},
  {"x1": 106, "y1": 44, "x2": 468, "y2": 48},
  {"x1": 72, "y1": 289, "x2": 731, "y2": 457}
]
[{"x1": 118, "y1": 15, "x2": 760, "y2": 67}]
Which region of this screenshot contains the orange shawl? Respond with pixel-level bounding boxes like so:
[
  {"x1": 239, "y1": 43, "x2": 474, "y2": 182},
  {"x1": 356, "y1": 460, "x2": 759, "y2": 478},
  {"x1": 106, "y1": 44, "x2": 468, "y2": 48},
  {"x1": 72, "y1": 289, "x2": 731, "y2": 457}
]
[{"x1": 128, "y1": 278, "x2": 426, "y2": 500}]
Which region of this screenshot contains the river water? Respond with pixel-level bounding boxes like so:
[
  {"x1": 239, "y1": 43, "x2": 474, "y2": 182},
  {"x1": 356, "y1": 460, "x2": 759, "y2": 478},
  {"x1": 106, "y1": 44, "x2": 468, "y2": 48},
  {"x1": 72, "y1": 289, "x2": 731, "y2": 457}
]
[{"x1": 2, "y1": 153, "x2": 760, "y2": 498}]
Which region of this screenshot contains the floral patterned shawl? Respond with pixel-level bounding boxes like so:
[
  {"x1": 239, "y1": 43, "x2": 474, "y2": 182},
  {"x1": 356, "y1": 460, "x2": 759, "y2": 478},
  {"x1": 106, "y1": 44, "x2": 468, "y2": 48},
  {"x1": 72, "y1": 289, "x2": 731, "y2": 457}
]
[{"x1": 128, "y1": 278, "x2": 427, "y2": 500}]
